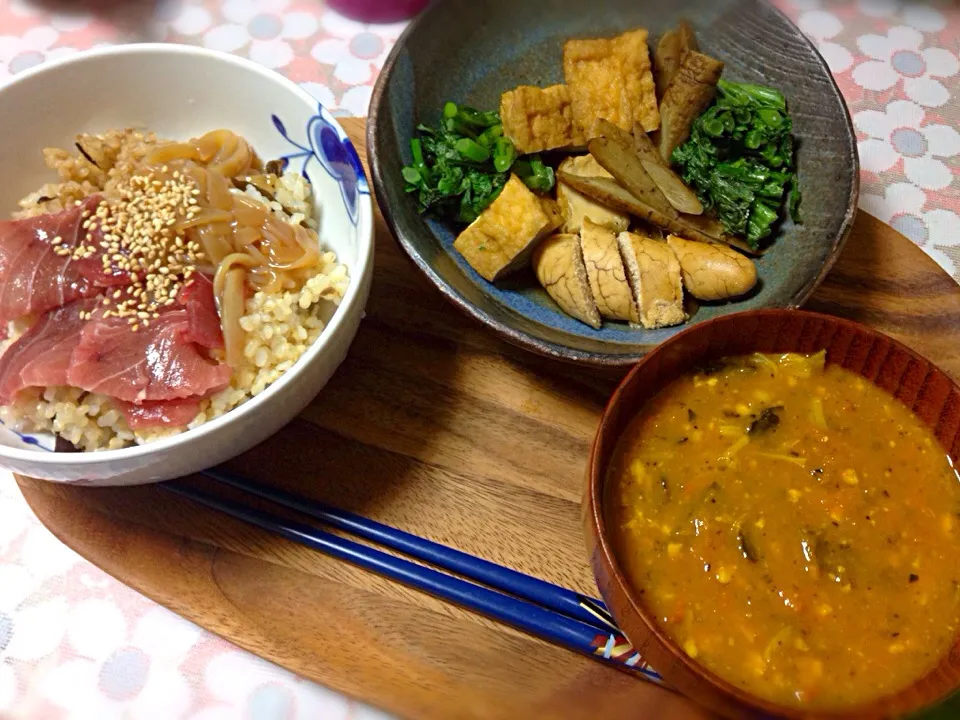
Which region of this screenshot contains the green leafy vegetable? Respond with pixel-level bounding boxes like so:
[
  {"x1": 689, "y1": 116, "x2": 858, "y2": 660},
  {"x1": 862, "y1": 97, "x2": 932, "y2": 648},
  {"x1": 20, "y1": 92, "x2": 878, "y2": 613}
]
[
  {"x1": 512, "y1": 156, "x2": 556, "y2": 193},
  {"x1": 492, "y1": 137, "x2": 516, "y2": 173},
  {"x1": 455, "y1": 137, "x2": 491, "y2": 163},
  {"x1": 402, "y1": 102, "x2": 554, "y2": 225},
  {"x1": 671, "y1": 79, "x2": 802, "y2": 249}
]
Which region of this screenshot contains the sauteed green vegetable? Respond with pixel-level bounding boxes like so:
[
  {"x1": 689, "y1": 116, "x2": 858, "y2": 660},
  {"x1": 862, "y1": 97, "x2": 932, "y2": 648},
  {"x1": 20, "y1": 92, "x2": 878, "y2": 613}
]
[
  {"x1": 672, "y1": 79, "x2": 802, "y2": 249},
  {"x1": 402, "y1": 102, "x2": 555, "y2": 224}
]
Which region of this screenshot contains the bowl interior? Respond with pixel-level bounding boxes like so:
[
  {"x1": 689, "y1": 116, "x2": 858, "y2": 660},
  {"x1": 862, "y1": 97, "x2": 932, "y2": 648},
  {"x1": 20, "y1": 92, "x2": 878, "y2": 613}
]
[
  {"x1": 0, "y1": 45, "x2": 371, "y2": 458},
  {"x1": 588, "y1": 310, "x2": 960, "y2": 717},
  {"x1": 370, "y1": 0, "x2": 858, "y2": 364}
]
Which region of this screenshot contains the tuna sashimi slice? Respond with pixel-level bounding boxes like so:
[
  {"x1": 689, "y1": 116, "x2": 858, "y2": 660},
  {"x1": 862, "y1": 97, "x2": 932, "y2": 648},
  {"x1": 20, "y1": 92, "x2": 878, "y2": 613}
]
[
  {"x1": 0, "y1": 297, "x2": 100, "y2": 404},
  {"x1": 0, "y1": 196, "x2": 129, "y2": 325},
  {"x1": 178, "y1": 273, "x2": 224, "y2": 349},
  {"x1": 115, "y1": 398, "x2": 202, "y2": 430},
  {"x1": 67, "y1": 276, "x2": 231, "y2": 403}
]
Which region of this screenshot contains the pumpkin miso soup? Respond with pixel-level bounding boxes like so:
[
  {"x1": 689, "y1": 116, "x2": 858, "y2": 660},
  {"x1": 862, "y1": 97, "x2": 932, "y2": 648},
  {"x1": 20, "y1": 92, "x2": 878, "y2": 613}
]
[{"x1": 606, "y1": 352, "x2": 960, "y2": 709}]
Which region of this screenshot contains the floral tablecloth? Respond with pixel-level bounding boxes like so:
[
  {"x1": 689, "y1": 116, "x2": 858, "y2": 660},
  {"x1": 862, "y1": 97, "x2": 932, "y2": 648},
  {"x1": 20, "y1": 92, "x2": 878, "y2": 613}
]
[{"x1": 0, "y1": 1, "x2": 957, "y2": 718}]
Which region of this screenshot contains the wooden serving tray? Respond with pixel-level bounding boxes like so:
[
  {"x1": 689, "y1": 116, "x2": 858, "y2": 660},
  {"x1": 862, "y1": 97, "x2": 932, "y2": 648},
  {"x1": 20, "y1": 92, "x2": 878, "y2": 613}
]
[{"x1": 16, "y1": 119, "x2": 960, "y2": 720}]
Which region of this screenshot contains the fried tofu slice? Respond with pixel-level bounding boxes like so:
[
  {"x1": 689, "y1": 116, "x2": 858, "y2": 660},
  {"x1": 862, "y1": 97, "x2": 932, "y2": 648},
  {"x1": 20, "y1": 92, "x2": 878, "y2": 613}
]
[
  {"x1": 617, "y1": 231, "x2": 687, "y2": 329},
  {"x1": 556, "y1": 156, "x2": 630, "y2": 234},
  {"x1": 454, "y1": 175, "x2": 561, "y2": 282},
  {"x1": 561, "y1": 154, "x2": 610, "y2": 178},
  {"x1": 532, "y1": 233, "x2": 602, "y2": 328},
  {"x1": 580, "y1": 219, "x2": 638, "y2": 324},
  {"x1": 563, "y1": 28, "x2": 660, "y2": 141},
  {"x1": 500, "y1": 84, "x2": 585, "y2": 154},
  {"x1": 539, "y1": 195, "x2": 565, "y2": 229}
]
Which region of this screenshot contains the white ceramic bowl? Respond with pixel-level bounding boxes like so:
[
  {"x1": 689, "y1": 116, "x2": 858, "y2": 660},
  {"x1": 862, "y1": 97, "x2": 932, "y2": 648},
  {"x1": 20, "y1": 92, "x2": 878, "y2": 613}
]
[{"x1": 0, "y1": 44, "x2": 374, "y2": 485}]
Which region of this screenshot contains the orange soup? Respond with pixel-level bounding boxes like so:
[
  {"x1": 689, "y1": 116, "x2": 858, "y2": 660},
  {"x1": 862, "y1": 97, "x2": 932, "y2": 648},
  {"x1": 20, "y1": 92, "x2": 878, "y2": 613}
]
[{"x1": 606, "y1": 352, "x2": 960, "y2": 709}]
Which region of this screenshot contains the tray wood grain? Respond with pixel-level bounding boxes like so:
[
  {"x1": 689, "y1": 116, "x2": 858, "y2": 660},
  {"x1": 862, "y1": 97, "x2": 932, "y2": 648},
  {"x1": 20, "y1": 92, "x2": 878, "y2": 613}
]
[{"x1": 15, "y1": 118, "x2": 960, "y2": 720}]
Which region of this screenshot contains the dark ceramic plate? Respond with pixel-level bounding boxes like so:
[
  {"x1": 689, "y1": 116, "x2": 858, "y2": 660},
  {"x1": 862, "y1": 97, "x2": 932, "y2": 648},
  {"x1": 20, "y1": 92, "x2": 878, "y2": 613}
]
[{"x1": 367, "y1": 0, "x2": 859, "y2": 365}]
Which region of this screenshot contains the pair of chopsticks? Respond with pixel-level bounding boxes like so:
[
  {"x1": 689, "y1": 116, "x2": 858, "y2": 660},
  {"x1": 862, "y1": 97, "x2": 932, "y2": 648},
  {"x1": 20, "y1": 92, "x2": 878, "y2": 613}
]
[{"x1": 163, "y1": 467, "x2": 661, "y2": 683}]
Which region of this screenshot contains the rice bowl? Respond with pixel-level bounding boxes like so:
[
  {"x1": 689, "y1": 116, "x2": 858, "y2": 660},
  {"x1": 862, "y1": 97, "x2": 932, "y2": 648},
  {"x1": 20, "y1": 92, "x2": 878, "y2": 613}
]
[
  {"x1": 0, "y1": 129, "x2": 350, "y2": 451},
  {"x1": 0, "y1": 44, "x2": 373, "y2": 485}
]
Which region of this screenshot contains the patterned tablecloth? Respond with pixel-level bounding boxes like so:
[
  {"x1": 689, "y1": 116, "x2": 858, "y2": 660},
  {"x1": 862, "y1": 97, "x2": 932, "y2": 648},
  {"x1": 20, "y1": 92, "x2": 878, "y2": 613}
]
[{"x1": 0, "y1": 1, "x2": 957, "y2": 718}]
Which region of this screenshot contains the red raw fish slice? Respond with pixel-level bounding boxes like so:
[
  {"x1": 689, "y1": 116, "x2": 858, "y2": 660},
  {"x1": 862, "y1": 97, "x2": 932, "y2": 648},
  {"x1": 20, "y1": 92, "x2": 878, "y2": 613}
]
[
  {"x1": 115, "y1": 397, "x2": 202, "y2": 430},
  {"x1": 0, "y1": 196, "x2": 128, "y2": 324},
  {"x1": 0, "y1": 297, "x2": 100, "y2": 403},
  {"x1": 68, "y1": 276, "x2": 231, "y2": 403},
  {"x1": 179, "y1": 273, "x2": 224, "y2": 349}
]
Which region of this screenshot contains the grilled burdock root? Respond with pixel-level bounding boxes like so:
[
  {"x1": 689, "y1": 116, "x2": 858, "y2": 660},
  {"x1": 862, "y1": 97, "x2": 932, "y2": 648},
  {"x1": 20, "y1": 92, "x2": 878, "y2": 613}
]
[
  {"x1": 588, "y1": 120, "x2": 678, "y2": 220},
  {"x1": 556, "y1": 170, "x2": 761, "y2": 256},
  {"x1": 653, "y1": 19, "x2": 700, "y2": 102},
  {"x1": 657, "y1": 51, "x2": 725, "y2": 162},
  {"x1": 632, "y1": 124, "x2": 703, "y2": 215}
]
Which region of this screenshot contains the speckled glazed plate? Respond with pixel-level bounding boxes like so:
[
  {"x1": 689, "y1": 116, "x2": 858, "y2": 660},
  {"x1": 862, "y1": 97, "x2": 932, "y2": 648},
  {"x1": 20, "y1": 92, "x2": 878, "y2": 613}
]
[{"x1": 367, "y1": 0, "x2": 859, "y2": 365}]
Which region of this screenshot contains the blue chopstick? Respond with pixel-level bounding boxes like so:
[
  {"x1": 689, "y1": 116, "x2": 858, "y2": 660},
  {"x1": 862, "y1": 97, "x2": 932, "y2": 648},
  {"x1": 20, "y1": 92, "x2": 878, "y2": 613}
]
[
  {"x1": 202, "y1": 466, "x2": 616, "y2": 631},
  {"x1": 163, "y1": 478, "x2": 660, "y2": 683}
]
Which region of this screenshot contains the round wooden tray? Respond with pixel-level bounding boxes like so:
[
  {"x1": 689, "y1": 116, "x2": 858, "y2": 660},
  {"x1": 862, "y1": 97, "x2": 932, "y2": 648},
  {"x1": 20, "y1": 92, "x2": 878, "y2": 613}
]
[{"x1": 16, "y1": 119, "x2": 960, "y2": 720}]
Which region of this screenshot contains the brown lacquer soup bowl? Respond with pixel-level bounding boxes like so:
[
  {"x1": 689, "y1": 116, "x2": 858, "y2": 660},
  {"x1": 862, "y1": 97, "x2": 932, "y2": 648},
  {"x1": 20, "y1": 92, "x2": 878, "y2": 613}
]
[{"x1": 585, "y1": 309, "x2": 960, "y2": 719}]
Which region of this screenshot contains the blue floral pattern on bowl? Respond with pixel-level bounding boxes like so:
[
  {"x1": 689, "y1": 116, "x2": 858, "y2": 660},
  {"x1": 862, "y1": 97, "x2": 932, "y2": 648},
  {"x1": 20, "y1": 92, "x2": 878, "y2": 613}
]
[
  {"x1": 0, "y1": 420, "x2": 54, "y2": 452},
  {"x1": 272, "y1": 102, "x2": 370, "y2": 226}
]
